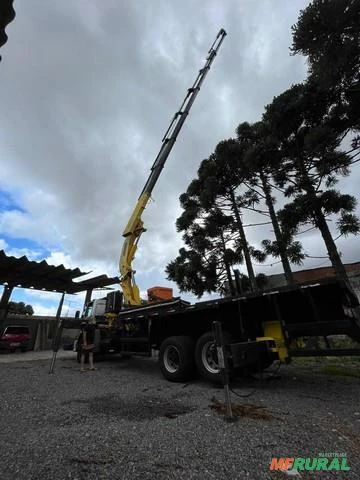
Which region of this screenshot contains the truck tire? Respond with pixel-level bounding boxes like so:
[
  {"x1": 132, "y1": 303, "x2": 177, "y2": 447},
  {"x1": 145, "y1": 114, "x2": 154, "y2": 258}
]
[
  {"x1": 159, "y1": 336, "x2": 195, "y2": 382},
  {"x1": 195, "y1": 331, "x2": 233, "y2": 382}
]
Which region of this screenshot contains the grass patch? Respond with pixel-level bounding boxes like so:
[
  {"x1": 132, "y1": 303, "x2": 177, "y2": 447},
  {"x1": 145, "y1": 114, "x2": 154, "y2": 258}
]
[
  {"x1": 290, "y1": 336, "x2": 360, "y2": 369},
  {"x1": 292, "y1": 356, "x2": 360, "y2": 368},
  {"x1": 320, "y1": 364, "x2": 360, "y2": 378}
]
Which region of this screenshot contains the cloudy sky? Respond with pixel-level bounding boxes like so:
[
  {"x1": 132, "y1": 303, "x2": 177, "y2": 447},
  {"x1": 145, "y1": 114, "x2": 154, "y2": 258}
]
[{"x1": 1, "y1": 0, "x2": 359, "y2": 315}]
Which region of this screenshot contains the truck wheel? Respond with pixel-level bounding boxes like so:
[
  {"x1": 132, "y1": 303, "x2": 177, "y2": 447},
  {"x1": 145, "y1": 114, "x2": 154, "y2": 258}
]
[
  {"x1": 195, "y1": 331, "x2": 233, "y2": 382},
  {"x1": 159, "y1": 336, "x2": 195, "y2": 382}
]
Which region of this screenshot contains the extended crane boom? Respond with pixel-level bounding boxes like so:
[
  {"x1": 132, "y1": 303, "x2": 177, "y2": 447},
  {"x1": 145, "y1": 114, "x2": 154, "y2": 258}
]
[{"x1": 120, "y1": 29, "x2": 227, "y2": 305}]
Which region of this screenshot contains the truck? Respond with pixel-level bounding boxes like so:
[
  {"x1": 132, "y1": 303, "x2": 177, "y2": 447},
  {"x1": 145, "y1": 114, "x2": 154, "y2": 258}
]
[
  {"x1": 71, "y1": 29, "x2": 360, "y2": 382},
  {"x1": 81, "y1": 277, "x2": 360, "y2": 382}
]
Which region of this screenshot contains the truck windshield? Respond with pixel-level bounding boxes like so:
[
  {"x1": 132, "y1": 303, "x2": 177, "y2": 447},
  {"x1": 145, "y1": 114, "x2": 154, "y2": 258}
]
[{"x1": 84, "y1": 305, "x2": 93, "y2": 318}]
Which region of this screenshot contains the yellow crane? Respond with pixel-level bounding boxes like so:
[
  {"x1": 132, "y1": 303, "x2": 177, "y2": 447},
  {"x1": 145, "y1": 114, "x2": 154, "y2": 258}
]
[{"x1": 120, "y1": 29, "x2": 227, "y2": 305}]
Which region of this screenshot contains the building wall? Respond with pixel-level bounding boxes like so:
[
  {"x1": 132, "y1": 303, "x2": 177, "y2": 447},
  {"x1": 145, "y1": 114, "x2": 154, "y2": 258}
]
[
  {"x1": 266, "y1": 263, "x2": 360, "y2": 301},
  {"x1": 292, "y1": 263, "x2": 360, "y2": 284},
  {"x1": 348, "y1": 272, "x2": 360, "y2": 301}
]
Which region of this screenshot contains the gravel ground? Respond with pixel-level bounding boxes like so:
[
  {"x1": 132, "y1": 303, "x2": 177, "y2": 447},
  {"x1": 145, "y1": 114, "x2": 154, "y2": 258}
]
[{"x1": 0, "y1": 353, "x2": 359, "y2": 480}]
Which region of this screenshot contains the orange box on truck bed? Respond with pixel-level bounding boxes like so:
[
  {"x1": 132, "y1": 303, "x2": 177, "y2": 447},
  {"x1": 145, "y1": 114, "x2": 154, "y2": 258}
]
[{"x1": 147, "y1": 286, "x2": 173, "y2": 302}]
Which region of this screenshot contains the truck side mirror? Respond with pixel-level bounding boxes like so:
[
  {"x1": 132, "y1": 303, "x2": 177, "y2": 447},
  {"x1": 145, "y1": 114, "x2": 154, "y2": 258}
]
[{"x1": 75, "y1": 310, "x2": 80, "y2": 318}]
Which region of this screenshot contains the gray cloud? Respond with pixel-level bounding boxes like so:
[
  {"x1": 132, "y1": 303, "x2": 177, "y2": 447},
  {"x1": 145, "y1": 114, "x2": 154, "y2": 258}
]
[{"x1": 1, "y1": 0, "x2": 359, "y2": 301}]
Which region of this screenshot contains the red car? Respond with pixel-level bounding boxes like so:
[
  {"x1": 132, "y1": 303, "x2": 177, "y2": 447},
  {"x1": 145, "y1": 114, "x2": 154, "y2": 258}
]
[{"x1": 0, "y1": 325, "x2": 30, "y2": 352}]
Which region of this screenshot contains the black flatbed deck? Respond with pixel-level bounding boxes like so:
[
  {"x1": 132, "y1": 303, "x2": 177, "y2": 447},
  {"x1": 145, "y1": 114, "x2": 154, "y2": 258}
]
[{"x1": 116, "y1": 278, "x2": 360, "y2": 343}]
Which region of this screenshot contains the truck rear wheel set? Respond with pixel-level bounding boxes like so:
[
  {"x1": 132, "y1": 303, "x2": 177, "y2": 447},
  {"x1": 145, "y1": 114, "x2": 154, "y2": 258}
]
[
  {"x1": 159, "y1": 331, "x2": 274, "y2": 382},
  {"x1": 159, "y1": 331, "x2": 234, "y2": 383}
]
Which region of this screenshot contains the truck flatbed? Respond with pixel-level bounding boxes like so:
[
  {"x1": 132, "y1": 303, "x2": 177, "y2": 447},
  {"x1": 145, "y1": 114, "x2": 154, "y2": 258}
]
[{"x1": 116, "y1": 277, "x2": 360, "y2": 342}]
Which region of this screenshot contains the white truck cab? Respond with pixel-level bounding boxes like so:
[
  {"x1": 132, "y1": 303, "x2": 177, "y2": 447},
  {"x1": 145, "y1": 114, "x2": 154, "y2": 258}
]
[{"x1": 82, "y1": 298, "x2": 107, "y2": 322}]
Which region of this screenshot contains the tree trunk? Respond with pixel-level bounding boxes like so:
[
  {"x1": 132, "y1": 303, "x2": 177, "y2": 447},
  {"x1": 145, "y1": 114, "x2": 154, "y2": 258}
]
[
  {"x1": 260, "y1": 171, "x2": 295, "y2": 284},
  {"x1": 298, "y1": 160, "x2": 349, "y2": 285},
  {"x1": 228, "y1": 188, "x2": 258, "y2": 292},
  {"x1": 220, "y1": 231, "x2": 236, "y2": 296},
  {"x1": 225, "y1": 261, "x2": 235, "y2": 296},
  {"x1": 312, "y1": 201, "x2": 349, "y2": 281}
]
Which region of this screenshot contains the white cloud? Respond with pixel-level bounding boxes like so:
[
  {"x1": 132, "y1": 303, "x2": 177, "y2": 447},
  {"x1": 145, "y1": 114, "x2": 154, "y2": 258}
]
[
  {"x1": 0, "y1": 238, "x2": 7, "y2": 250},
  {"x1": 31, "y1": 303, "x2": 61, "y2": 317},
  {"x1": 0, "y1": 207, "x2": 61, "y2": 248},
  {"x1": 44, "y1": 251, "x2": 74, "y2": 269}
]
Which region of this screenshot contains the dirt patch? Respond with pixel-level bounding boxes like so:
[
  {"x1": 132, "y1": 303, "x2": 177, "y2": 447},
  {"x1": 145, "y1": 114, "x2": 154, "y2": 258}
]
[
  {"x1": 209, "y1": 397, "x2": 274, "y2": 420},
  {"x1": 62, "y1": 394, "x2": 194, "y2": 421}
]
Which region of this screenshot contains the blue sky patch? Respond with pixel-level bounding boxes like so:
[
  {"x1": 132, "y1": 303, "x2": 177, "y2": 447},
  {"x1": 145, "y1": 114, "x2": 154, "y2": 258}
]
[
  {"x1": 0, "y1": 188, "x2": 26, "y2": 214},
  {"x1": 0, "y1": 234, "x2": 48, "y2": 259}
]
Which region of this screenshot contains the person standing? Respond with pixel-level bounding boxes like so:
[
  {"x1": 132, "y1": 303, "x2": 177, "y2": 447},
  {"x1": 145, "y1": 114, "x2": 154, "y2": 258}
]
[{"x1": 79, "y1": 320, "x2": 97, "y2": 372}]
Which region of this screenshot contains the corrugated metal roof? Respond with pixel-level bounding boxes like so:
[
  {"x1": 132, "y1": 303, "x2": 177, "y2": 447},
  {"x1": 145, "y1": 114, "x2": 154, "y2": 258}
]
[
  {"x1": 0, "y1": 0, "x2": 15, "y2": 61},
  {"x1": 72, "y1": 274, "x2": 120, "y2": 293},
  {"x1": 0, "y1": 250, "x2": 119, "y2": 293}
]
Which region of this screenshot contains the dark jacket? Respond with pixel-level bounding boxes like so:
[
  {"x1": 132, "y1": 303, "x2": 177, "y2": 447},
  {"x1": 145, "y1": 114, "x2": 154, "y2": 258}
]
[{"x1": 78, "y1": 323, "x2": 96, "y2": 348}]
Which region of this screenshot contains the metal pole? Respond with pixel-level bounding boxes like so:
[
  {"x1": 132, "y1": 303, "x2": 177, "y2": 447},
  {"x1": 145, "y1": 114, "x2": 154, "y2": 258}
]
[
  {"x1": 49, "y1": 292, "x2": 65, "y2": 374},
  {"x1": 0, "y1": 284, "x2": 14, "y2": 333},
  {"x1": 212, "y1": 321, "x2": 235, "y2": 421},
  {"x1": 83, "y1": 288, "x2": 92, "y2": 312}
]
